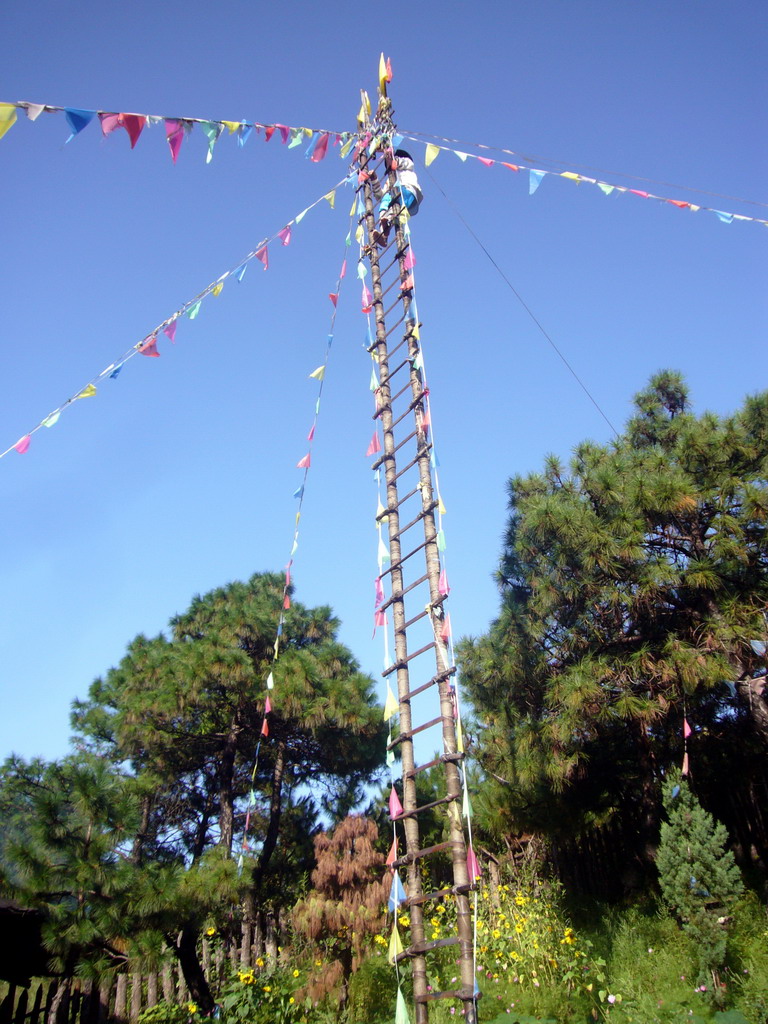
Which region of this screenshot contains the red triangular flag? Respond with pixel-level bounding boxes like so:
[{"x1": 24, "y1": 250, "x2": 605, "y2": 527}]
[
  {"x1": 297, "y1": 453, "x2": 311, "y2": 469},
  {"x1": 121, "y1": 114, "x2": 145, "y2": 149},
  {"x1": 388, "y1": 786, "x2": 403, "y2": 819},
  {"x1": 261, "y1": 718, "x2": 269, "y2": 737},
  {"x1": 366, "y1": 431, "x2": 381, "y2": 457},
  {"x1": 283, "y1": 594, "x2": 291, "y2": 610},
  {"x1": 256, "y1": 245, "x2": 269, "y2": 270},
  {"x1": 502, "y1": 162, "x2": 519, "y2": 172},
  {"x1": 400, "y1": 275, "x2": 414, "y2": 292},
  {"x1": 264, "y1": 125, "x2": 276, "y2": 142},
  {"x1": 438, "y1": 569, "x2": 450, "y2": 596},
  {"x1": 386, "y1": 837, "x2": 398, "y2": 867},
  {"x1": 328, "y1": 293, "x2": 338, "y2": 307},
  {"x1": 139, "y1": 336, "x2": 160, "y2": 357},
  {"x1": 307, "y1": 424, "x2": 316, "y2": 442}
]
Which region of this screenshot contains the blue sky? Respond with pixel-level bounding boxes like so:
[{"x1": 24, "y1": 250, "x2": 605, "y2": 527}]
[{"x1": 2, "y1": 0, "x2": 766, "y2": 762}]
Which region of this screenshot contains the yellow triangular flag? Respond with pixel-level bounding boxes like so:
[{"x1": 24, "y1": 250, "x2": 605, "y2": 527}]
[
  {"x1": 376, "y1": 499, "x2": 387, "y2": 523},
  {"x1": 561, "y1": 171, "x2": 581, "y2": 182},
  {"x1": 384, "y1": 684, "x2": 398, "y2": 722},
  {"x1": 411, "y1": 323, "x2": 420, "y2": 341},
  {"x1": 221, "y1": 121, "x2": 240, "y2": 134},
  {"x1": 379, "y1": 53, "x2": 388, "y2": 94},
  {"x1": 77, "y1": 383, "x2": 97, "y2": 399},
  {"x1": 355, "y1": 223, "x2": 364, "y2": 243},
  {"x1": 388, "y1": 923, "x2": 403, "y2": 965},
  {"x1": 456, "y1": 719, "x2": 464, "y2": 753},
  {"x1": 324, "y1": 190, "x2": 336, "y2": 209},
  {"x1": 212, "y1": 281, "x2": 224, "y2": 297},
  {"x1": 438, "y1": 498, "x2": 446, "y2": 515},
  {"x1": 340, "y1": 136, "x2": 354, "y2": 158},
  {"x1": 0, "y1": 103, "x2": 18, "y2": 140},
  {"x1": 425, "y1": 144, "x2": 440, "y2": 167},
  {"x1": 309, "y1": 365, "x2": 325, "y2": 381}
]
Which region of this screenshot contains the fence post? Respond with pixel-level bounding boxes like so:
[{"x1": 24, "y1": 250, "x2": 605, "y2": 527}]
[
  {"x1": 113, "y1": 976, "x2": 127, "y2": 1024},
  {"x1": 130, "y1": 974, "x2": 142, "y2": 1023},
  {"x1": 146, "y1": 975, "x2": 158, "y2": 1009}
]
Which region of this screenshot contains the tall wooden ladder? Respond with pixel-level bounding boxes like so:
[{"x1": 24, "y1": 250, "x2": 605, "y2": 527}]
[{"x1": 356, "y1": 98, "x2": 477, "y2": 1024}]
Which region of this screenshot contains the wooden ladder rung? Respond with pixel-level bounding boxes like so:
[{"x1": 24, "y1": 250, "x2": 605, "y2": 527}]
[
  {"x1": 378, "y1": 572, "x2": 428, "y2": 614},
  {"x1": 382, "y1": 639, "x2": 436, "y2": 676},
  {"x1": 396, "y1": 937, "x2": 460, "y2": 962},
  {"x1": 406, "y1": 882, "x2": 473, "y2": 907},
  {"x1": 393, "y1": 840, "x2": 456, "y2": 867},
  {"x1": 404, "y1": 746, "x2": 462, "y2": 779},
  {"x1": 415, "y1": 985, "x2": 476, "y2": 1003},
  {"x1": 393, "y1": 792, "x2": 460, "y2": 819},
  {"x1": 387, "y1": 713, "x2": 449, "y2": 746}
]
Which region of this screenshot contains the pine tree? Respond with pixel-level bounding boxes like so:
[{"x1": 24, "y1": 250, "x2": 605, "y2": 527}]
[
  {"x1": 657, "y1": 770, "x2": 744, "y2": 991},
  {"x1": 459, "y1": 373, "x2": 768, "y2": 882},
  {"x1": 293, "y1": 816, "x2": 388, "y2": 1010}
]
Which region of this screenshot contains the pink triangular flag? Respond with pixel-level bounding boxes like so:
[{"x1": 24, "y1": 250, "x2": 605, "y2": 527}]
[
  {"x1": 438, "y1": 569, "x2": 450, "y2": 596},
  {"x1": 362, "y1": 284, "x2": 373, "y2": 313},
  {"x1": 14, "y1": 435, "x2": 31, "y2": 454},
  {"x1": 419, "y1": 409, "x2": 430, "y2": 434},
  {"x1": 478, "y1": 156, "x2": 494, "y2": 167},
  {"x1": 121, "y1": 113, "x2": 145, "y2": 149},
  {"x1": 297, "y1": 453, "x2": 311, "y2": 469},
  {"x1": 440, "y1": 613, "x2": 451, "y2": 643},
  {"x1": 138, "y1": 336, "x2": 159, "y2": 357},
  {"x1": 467, "y1": 845, "x2": 481, "y2": 879},
  {"x1": 311, "y1": 132, "x2": 330, "y2": 162},
  {"x1": 328, "y1": 293, "x2": 338, "y2": 307},
  {"x1": 339, "y1": 258, "x2": 347, "y2": 279},
  {"x1": 386, "y1": 837, "x2": 398, "y2": 867},
  {"x1": 366, "y1": 431, "x2": 381, "y2": 456},
  {"x1": 373, "y1": 608, "x2": 387, "y2": 636},
  {"x1": 682, "y1": 751, "x2": 690, "y2": 777},
  {"x1": 403, "y1": 248, "x2": 416, "y2": 271},
  {"x1": 163, "y1": 321, "x2": 177, "y2": 344},
  {"x1": 683, "y1": 717, "x2": 692, "y2": 738},
  {"x1": 256, "y1": 245, "x2": 269, "y2": 270},
  {"x1": 278, "y1": 225, "x2": 292, "y2": 246},
  {"x1": 165, "y1": 119, "x2": 184, "y2": 163},
  {"x1": 277, "y1": 124, "x2": 290, "y2": 143},
  {"x1": 283, "y1": 593, "x2": 291, "y2": 610},
  {"x1": 388, "y1": 786, "x2": 403, "y2": 819},
  {"x1": 99, "y1": 112, "x2": 121, "y2": 136},
  {"x1": 265, "y1": 696, "x2": 272, "y2": 714},
  {"x1": 374, "y1": 576, "x2": 385, "y2": 607},
  {"x1": 307, "y1": 424, "x2": 316, "y2": 442},
  {"x1": 400, "y1": 275, "x2": 414, "y2": 292}
]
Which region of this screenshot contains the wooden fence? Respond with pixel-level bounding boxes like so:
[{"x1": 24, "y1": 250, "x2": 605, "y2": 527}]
[{"x1": 0, "y1": 915, "x2": 284, "y2": 1024}]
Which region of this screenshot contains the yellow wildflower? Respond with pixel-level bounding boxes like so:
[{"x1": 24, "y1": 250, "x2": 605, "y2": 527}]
[
  {"x1": 293, "y1": 969, "x2": 300, "y2": 978},
  {"x1": 206, "y1": 927, "x2": 216, "y2": 937},
  {"x1": 186, "y1": 1004, "x2": 198, "y2": 1015}
]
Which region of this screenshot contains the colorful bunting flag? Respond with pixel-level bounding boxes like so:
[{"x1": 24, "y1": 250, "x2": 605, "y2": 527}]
[
  {"x1": 466, "y1": 845, "x2": 481, "y2": 880},
  {"x1": 366, "y1": 431, "x2": 381, "y2": 456},
  {"x1": 77, "y1": 384, "x2": 97, "y2": 399},
  {"x1": 165, "y1": 119, "x2": 184, "y2": 163},
  {"x1": 388, "y1": 786, "x2": 403, "y2": 819},
  {"x1": 297, "y1": 453, "x2": 311, "y2": 469},
  {"x1": 388, "y1": 873, "x2": 407, "y2": 911},
  {"x1": 122, "y1": 114, "x2": 145, "y2": 149},
  {"x1": 309, "y1": 365, "x2": 325, "y2": 381},
  {"x1": 312, "y1": 132, "x2": 330, "y2": 162},
  {"x1": 14, "y1": 435, "x2": 30, "y2": 454},
  {"x1": 278, "y1": 225, "x2": 292, "y2": 246},
  {"x1": 383, "y1": 685, "x2": 398, "y2": 723},
  {"x1": 163, "y1": 321, "x2": 177, "y2": 343},
  {"x1": 395, "y1": 988, "x2": 410, "y2": 1024},
  {"x1": 388, "y1": 922, "x2": 403, "y2": 965},
  {"x1": 64, "y1": 108, "x2": 96, "y2": 141},
  {"x1": 529, "y1": 169, "x2": 546, "y2": 194},
  {"x1": 256, "y1": 245, "x2": 269, "y2": 270},
  {"x1": 138, "y1": 336, "x2": 160, "y2": 357},
  {"x1": 425, "y1": 143, "x2": 440, "y2": 166}
]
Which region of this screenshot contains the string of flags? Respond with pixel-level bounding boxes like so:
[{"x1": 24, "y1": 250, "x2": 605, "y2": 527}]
[
  {"x1": 399, "y1": 133, "x2": 768, "y2": 229},
  {"x1": 236, "y1": 211, "x2": 355, "y2": 873},
  {"x1": 1, "y1": 174, "x2": 352, "y2": 460},
  {"x1": 0, "y1": 98, "x2": 356, "y2": 165}
]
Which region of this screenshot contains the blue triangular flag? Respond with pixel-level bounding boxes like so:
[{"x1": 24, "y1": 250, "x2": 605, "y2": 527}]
[
  {"x1": 529, "y1": 169, "x2": 546, "y2": 195},
  {"x1": 234, "y1": 264, "x2": 248, "y2": 282},
  {"x1": 238, "y1": 123, "x2": 253, "y2": 147},
  {"x1": 293, "y1": 485, "x2": 304, "y2": 499},
  {"x1": 388, "y1": 872, "x2": 407, "y2": 911},
  {"x1": 64, "y1": 108, "x2": 96, "y2": 141},
  {"x1": 109, "y1": 363, "x2": 124, "y2": 380}
]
